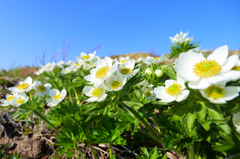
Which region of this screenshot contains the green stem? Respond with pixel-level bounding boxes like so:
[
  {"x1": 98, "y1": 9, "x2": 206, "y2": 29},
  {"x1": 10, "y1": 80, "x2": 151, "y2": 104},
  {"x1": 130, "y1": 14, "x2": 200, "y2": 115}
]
[
  {"x1": 194, "y1": 142, "x2": 200, "y2": 159},
  {"x1": 109, "y1": 142, "x2": 113, "y2": 159},
  {"x1": 73, "y1": 118, "x2": 98, "y2": 159},
  {"x1": 120, "y1": 102, "x2": 186, "y2": 158},
  {"x1": 32, "y1": 109, "x2": 59, "y2": 132},
  {"x1": 187, "y1": 144, "x2": 194, "y2": 159},
  {"x1": 75, "y1": 143, "x2": 86, "y2": 159}
]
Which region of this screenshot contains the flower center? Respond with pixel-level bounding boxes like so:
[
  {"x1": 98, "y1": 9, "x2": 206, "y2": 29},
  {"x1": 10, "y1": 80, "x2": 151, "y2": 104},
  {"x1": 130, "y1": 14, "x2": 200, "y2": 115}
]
[
  {"x1": 16, "y1": 98, "x2": 24, "y2": 104},
  {"x1": 120, "y1": 67, "x2": 132, "y2": 74},
  {"x1": 231, "y1": 64, "x2": 240, "y2": 71},
  {"x1": 75, "y1": 63, "x2": 80, "y2": 67},
  {"x1": 205, "y1": 85, "x2": 226, "y2": 99},
  {"x1": 95, "y1": 66, "x2": 110, "y2": 79},
  {"x1": 121, "y1": 59, "x2": 126, "y2": 64},
  {"x1": 53, "y1": 94, "x2": 62, "y2": 100},
  {"x1": 82, "y1": 55, "x2": 90, "y2": 60},
  {"x1": 37, "y1": 85, "x2": 46, "y2": 92},
  {"x1": 64, "y1": 70, "x2": 69, "y2": 73},
  {"x1": 165, "y1": 82, "x2": 182, "y2": 96},
  {"x1": 17, "y1": 83, "x2": 29, "y2": 90},
  {"x1": 154, "y1": 57, "x2": 159, "y2": 60},
  {"x1": 6, "y1": 95, "x2": 14, "y2": 102},
  {"x1": 110, "y1": 80, "x2": 122, "y2": 89},
  {"x1": 193, "y1": 59, "x2": 221, "y2": 77},
  {"x1": 91, "y1": 88, "x2": 103, "y2": 97},
  {"x1": 145, "y1": 90, "x2": 152, "y2": 96}
]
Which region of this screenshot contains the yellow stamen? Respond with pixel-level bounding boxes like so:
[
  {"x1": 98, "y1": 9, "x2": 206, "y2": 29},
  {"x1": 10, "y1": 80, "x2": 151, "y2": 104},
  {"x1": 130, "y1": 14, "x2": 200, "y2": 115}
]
[
  {"x1": 37, "y1": 85, "x2": 46, "y2": 92},
  {"x1": 154, "y1": 57, "x2": 159, "y2": 60},
  {"x1": 82, "y1": 55, "x2": 90, "y2": 60},
  {"x1": 120, "y1": 67, "x2": 132, "y2": 74},
  {"x1": 75, "y1": 63, "x2": 80, "y2": 67},
  {"x1": 193, "y1": 59, "x2": 221, "y2": 77},
  {"x1": 205, "y1": 85, "x2": 226, "y2": 99},
  {"x1": 121, "y1": 59, "x2": 126, "y2": 64},
  {"x1": 95, "y1": 66, "x2": 110, "y2": 79},
  {"x1": 6, "y1": 95, "x2": 14, "y2": 102},
  {"x1": 232, "y1": 64, "x2": 240, "y2": 71},
  {"x1": 110, "y1": 80, "x2": 122, "y2": 89},
  {"x1": 145, "y1": 90, "x2": 151, "y2": 96},
  {"x1": 91, "y1": 88, "x2": 103, "y2": 97},
  {"x1": 165, "y1": 82, "x2": 182, "y2": 96},
  {"x1": 16, "y1": 98, "x2": 24, "y2": 104},
  {"x1": 53, "y1": 94, "x2": 62, "y2": 100},
  {"x1": 17, "y1": 83, "x2": 29, "y2": 90},
  {"x1": 64, "y1": 70, "x2": 69, "y2": 73}
]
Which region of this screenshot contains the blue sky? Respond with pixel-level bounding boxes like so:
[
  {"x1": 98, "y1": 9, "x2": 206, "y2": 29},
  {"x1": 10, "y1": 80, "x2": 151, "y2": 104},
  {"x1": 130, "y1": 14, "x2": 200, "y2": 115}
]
[{"x1": 0, "y1": 0, "x2": 239, "y2": 70}]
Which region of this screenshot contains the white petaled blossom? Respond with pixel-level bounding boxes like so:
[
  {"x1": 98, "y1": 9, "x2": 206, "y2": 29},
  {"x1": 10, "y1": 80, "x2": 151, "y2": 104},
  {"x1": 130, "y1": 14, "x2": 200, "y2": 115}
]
[
  {"x1": 139, "y1": 79, "x2": 149, "y2": 86},
  {"x1": 34, "y1": 68, "x2": 44, "y2": 75},
  {"x1": 119, "y1": 56, "x2": 130, "y2": 65},
  {"x1": 229, "y1": 59, "x2": 240, "y2": 81},
  {"x1": 46, "y1": 89, "x2": 67, "y2": 107},
  {"x1": 142, "y1": 54, "x2": 165, "y2": 65},
  {"x1": 61, "y1": 66, "x2": 73, "y2": 75},
  {"x1": 169, "y1": 31, "x2": 193, "y2": 45},
  {"x1": 43, "y1": 62, "x2": 56, "y2": 72},
  {"x1": 56, "y1": 61, "x2": 65, "y2": 68},
  {"x1": 142, "y1": 84, "x2": 156, "y2": 100},
  {"x1": 137, "y1": 57, "x2": 143, "y2": 62},
  {"x1": 145, "y1": 68, "x2": 152, "y2": 75},
  {"x1": 12, "y1": 93, "x2": 28, "y2": 107},
  {"x1": 71, "y1": 62, "x2": 82, "y2": 72},
  {"x1": 199, "y1": 82, "x2": 240, "y2": 104},
  {"x1": 233, "y1": 112, "x2": 240, "y2": 133},
  {"x1": 77, "y1": 51, "x2": 96, "y2": 62},
  {"x1": 83, "y1": 85, "x2": 107, "y2": 102},
  {"x1": 8, "y1": 77, "x2": 34, "y2": 94},
  {"x1": 175, "y1": 45, "x2": 240, "y2": 89},
  {"x1": 154, "y1": 78, "x2": 190, "y2": 103},
  {"x1": 155, "y1": 69, "x2": 163, "y2": 77},
  {"x1": 0, "y1": 94, "x2": 18, "y2": 106},
  {"x1": 103, "y1": 72, "x2": 127, "y2": 91},
  {"x1": 34, "y1": 81, "x2": 51, "y2": 97},
  {"x1": 118, "y1": 60, "x2": 139, "y2": 78},
  {"x1": 84, "y1": 57, "x2": 118, "y2": 86}
]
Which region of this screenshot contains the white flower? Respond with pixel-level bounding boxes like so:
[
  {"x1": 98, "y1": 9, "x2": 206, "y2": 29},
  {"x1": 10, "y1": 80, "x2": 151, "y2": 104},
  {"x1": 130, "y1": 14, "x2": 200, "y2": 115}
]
[
  {"x1": 71, "y1": 62, "x2": 82, "y2": 72},
  {"x1": 103, "y1": 72, "x2": 127, "y2": 91},
  {"x1": 229, "y1": 59, "x2": 240, "y2": 81},
  {"x1": 12, "y1": 93, "x2": 28, "y2": 107},
  {"x1": 154, "y1": 78, "x2": 190, "y2": 103},
  {"x1": 56, "y1": 61, "x2": 65, "y2": 68},
  {"x1": 169, "y1": 31, "x2": 192, "y2": 45},
  {"x1": 199, "y1": 82, "x2": 240, "y2": 104},
  {"x1": 233, "y1": 112, "x2": 240, "y2": 133},
  {"x1": 83, "y1": 85, "x2": 107, "y2": 102},
  {"x1": 0, "y1": 93, "x2": 18, "y2": 106},
  {"x1": 142, "y1": 84, "x2": 156, "y2": 100},
  {"x1": 155, "y1": 69, "x2": 163, "y2": 77},
  {"x1": 137, "y1": 57, "x2": 143, "y2": 62},
  {"x1": 176, "y1": 45, "x2": 240, "y2": 89},
  {"x1": 43, "y1": 62, "x2": 56, "y2": 72},
  {"x1": 46, "y1": 89, "x2": 67, "y2": 107},
  {"x1": 61, "y1": 66, "x2": 73, "y2": 75},
  {"x1": 84, "y1": 58, "x2": 118, "y2": 86},
  {"x1": 119, "y1": 56, "x2": 130, "y2": 65},
  {"x1": 8, "y1": 77, "x2": 34, "y2": 94},
  {"x1": 76, "y1": 51, "x2": 96, "y2": 62},
  {"x1": 34, "y1": 68, "x2": 44, "y2": 75},
  {"x1": 139, "y1": 79, "x2": 149, "y2": 86},
  {"x1": 118, "y1": 60, "x2": 139, "y2": 78},
  {"x1": 34, "y1": 81, "x2": 51, "y2": 97},
  {"x1": 142, "y1": 54, "x2": 165, "y2": 65},
  {"x1": 145, "y1": 68, "x2": 152, "y2": 75}
]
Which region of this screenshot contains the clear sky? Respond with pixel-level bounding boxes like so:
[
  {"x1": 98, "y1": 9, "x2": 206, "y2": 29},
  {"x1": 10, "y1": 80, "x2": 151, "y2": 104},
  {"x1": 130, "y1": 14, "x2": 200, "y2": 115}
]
[{"x1": 0, "y1": 0, "x2": 239, "y2": 70}]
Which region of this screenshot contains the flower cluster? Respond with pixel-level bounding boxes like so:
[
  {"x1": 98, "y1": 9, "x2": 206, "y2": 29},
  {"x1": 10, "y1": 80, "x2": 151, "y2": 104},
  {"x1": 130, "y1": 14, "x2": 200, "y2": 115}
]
[
  {"x1": 169, "y1": 31, "x2": 193, "y2": 45},
  {"x1": 0, "y1": 77, "x2": 66, "y2": 107}
]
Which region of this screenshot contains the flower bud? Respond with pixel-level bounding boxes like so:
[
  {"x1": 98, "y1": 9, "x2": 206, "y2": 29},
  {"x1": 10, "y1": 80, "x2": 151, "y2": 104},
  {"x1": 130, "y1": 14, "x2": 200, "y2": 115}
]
[
  {"x1": 155, "y1": 69, "x2": 163, "y2": 77},
  {"x1": 145, "y1": 68, "x2": 152, "y2": 75},
  {"x1": 233, "y1": 112, "x2": 240, "y2": 133}
]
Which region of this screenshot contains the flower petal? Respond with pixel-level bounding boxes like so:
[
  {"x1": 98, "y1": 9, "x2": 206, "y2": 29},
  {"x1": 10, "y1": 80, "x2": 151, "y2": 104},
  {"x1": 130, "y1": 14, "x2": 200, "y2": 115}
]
[{"x1": 207, "y1": 45, "x2": 228, "y2": 65}]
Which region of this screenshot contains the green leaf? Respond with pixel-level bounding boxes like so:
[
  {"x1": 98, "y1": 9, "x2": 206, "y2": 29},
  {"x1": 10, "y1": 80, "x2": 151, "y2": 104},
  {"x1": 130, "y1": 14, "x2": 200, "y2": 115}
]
[{"x1": 195, "y1": 101, "x2": 207, "y2": 121}]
